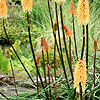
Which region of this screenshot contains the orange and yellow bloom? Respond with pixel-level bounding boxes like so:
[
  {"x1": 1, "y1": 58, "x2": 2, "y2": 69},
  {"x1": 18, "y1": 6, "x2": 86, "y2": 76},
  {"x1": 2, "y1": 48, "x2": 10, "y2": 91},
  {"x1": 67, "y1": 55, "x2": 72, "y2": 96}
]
[
  {"x1": 77, "y1": 0, "x2": 89, "y2": 25},
  {"x1": 36, "y1": 54, "x2": 41, "y2": 65},
  {"x1": 74, "y1": 60, "x2": 87, "y2": 93},
  {"x1": 0, "y1": 0, "x2": 8, "y2": 18},
  {"x1": 21, "y1": 0, "x2": 33, "y2": 12},
  {"x1": 93, "y1": 39, "x2": 99, "y2": 51},
  {"x1": 42, "y1": 37, "x2": 50, "y2": 51},
  {"x1": 69, "y1": 1, "x2": 76, "y2": 15},
  {"x1": 63, "y1": 25, "x2": 73, "y2": 38}
]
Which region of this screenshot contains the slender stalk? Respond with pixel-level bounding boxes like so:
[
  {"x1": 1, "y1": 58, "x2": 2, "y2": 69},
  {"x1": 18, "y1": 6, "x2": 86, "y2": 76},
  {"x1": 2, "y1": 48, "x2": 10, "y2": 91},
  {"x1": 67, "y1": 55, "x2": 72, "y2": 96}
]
[
  {"x1": 36, "y1": 72, "x2": 40, "y2": 99},
  {"x1": 73, "y1": 88, "x2": 76, "y2": 100},
  {"x1": 81, "y1": 25, "x2": 85, "y2": 60},
  {"x1": 54, "y1": 42, "x2": 56, "y2": 81},
  {"x1": 10, "y1": 59, "x2": 18, "y2": 96},
  {"x1": 54, "y1": 39, "x2": 57, "y2": 100},
  {"x1": 79, "y1": 82, "x2": 82, "y2": 100},
  {"x1": 69, "y1": 37, "x2": 72, "y2": 70},
  {"x1": 27, "y1": 12, "x2": 48, "y2": 99},
  {"x1": 47, "y1": 0, "x2": 61, "y2": 58},
  {"x1": 80, "y1": 26, "x2": 85, "y2": 99},
  {"x1": 72, "y1": 14, "x2": 78, "y2": 60},
  {"x1": 86, "y1": 24, "x2": 89, "y2": 69},
  {"x1": 0, "y1": 92, "x2": 10, "y2": 100},
  {"x1": 54, "y1": 3, "x2": 70, "y2": 88},
  {"x1": 41, "y1": 38, "x2": 47, "y2": 88},
  {"x1": 2, "y1": 19, "x2": 36, "y2": 87},
  {"x1": 60, "y1": 5, "x2": 73, "y2": 81},
  {"x1": 46, "y1": 50, "x2": 52, "y2": 100},
  {"x1": 93, "y1": 50, "x2": 96, "y2": 87}
]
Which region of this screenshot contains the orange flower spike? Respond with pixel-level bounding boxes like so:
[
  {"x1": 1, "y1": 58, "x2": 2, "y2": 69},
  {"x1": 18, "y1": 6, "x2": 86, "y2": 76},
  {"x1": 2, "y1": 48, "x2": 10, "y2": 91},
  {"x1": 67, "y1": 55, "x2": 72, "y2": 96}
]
[
  {"x1": 74, "y1": 60, "x2": 87, "y2": 93},
  {"x1": 36, "y1": 54, "x2": 41, "y2": 65},
  {"x1": 42, "y1": 37, "x2": 50, "y2": 51},
  {"x1": 63, "y1": 25, "x2": 73, "y2": 38},
  {"x1": 6, "y1": 49, "x2": 11, "y2": 58},
  {"x1": 93, "y1": 39, "x2": 99, "y2": 51},
  {"x1": 69, "y1": 1, "x2": 76, "y2": 15}
]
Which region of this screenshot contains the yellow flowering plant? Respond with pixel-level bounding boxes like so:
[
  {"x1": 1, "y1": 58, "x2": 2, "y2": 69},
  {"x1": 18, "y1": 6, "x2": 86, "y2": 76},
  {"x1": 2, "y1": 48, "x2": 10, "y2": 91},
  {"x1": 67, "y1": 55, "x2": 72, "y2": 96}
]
[
  {"x1": 0, "y1": 0, "x2": 8, "y2": 18},
  {"x1": 77, "y1": 0, "x2": 89, "y2": 25},
  {"x1": 74, "y1": 60, "x2": 87, "y2": 93},
  {"x1": 21, "y1": 0, "x2": 33, "y2": 12}
]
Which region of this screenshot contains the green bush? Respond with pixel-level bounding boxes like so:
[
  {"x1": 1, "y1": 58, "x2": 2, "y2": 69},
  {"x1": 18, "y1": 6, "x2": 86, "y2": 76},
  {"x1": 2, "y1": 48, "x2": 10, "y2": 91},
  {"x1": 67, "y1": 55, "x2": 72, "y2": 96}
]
[{"x1": 0, "y1": 47, "x2": 9, "y2": 73}]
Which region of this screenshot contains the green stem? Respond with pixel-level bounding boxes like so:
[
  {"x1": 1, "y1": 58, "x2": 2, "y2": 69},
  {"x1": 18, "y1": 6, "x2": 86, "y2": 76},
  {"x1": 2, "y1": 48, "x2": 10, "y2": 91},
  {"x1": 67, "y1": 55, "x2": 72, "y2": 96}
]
[
  {"x1": 10, "y1": 59, "x2": 18, "y2": 96},
  {"x1": 93, "y1": 50, "x2": 96, "y2": 87},
  {"x1": 3, "y1": 19, "x2": 36, "y2": 87},
  {"x1": 47, "y1": 0, "x2": 61, "y2": 58},
  {"x1": 86, "y1": 24, "x2": 89, "y2": 69},
  {"x1": 27, "y1": 12, "x2": 48, "y2": 99},
  {"x1": 79, "y1": 82, "x2": 82, "y2": 100},
  {"x1": 60, "y1": 5, "x2": 73, "y2": 81},
  {"x1": 41, "y1": 38, "x2": 47, "y2": 88},
  {"x1": 46, "y1": 50, "x2": 52, "y2": 100},
  {"x1": 54, "y1": 37, "x2": 57, "y2": 100},
  {"x1": 69, "y1": 37, "x2": 72, "y2": 71},
  {"x1": 72, "y1": 14, "x2": 78, "y2": 60},
  {"x1": 36, "y1": 72, "x2": 40, "y2": 99},
  {"x1": 81, "y1": 25, "x2": 85, "y2": 60}
]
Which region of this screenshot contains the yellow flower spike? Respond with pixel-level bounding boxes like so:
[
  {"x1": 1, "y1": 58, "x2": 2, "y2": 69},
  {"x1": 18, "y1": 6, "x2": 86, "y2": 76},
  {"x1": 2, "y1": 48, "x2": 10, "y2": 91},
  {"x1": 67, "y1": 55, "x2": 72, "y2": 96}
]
[
  {"x1": 0, "y1": 0, "x2": 8, "y2": 18},
  {"x1": 74, "y1": 60, "x2": 87, "y2": 93},
  {"x1": 77, "y1": 0, "x2": 89, "y2": 25},
  {"x1": 55, "y1": 0, "x2": 66, "y2": 5},
  {"x1": 93, "y1": 39, "x2": 99, "y2": 51},
  {"x1": 21, "y1": 0, "x2": 33, "y2": 12}
]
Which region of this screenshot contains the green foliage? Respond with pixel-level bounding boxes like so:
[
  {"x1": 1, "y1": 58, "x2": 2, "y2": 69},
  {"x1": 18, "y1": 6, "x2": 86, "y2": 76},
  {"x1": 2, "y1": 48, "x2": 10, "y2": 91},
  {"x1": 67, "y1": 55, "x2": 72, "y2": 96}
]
[{"x1": 0, "y1": 47, "x2": 9, "y2": 73}]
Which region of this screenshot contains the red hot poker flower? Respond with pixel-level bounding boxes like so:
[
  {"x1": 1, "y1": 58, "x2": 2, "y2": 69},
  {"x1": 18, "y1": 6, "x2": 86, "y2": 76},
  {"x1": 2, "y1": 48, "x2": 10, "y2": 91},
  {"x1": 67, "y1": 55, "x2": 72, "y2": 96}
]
[
  {"x1": 63, "y1": 25, "x2": 73, "y2": 38},
  {"x1": 69, "y1": 1, "x2": 76, "y2": 15},
  {"x1": 36, "y1": 54, "x2": 41, "y2": 65},
  {"x1": 42, "y1": 37, "x2": 50, "y2": 51},
  {"x1": 6, "y1": 49, "x2": 11, "y2": 58},
  {"x1": 93, "y1": 39, "x2": 99, "y2": 51}
]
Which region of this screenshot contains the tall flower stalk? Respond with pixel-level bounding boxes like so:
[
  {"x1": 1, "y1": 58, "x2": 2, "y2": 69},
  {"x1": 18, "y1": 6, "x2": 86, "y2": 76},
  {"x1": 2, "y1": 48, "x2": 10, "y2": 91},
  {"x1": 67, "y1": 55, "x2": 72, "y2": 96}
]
[
  {"x1": 86, "y1": 24, "x2": 89, "y2": 69},
  {"x1": 47, "y1": 0, "x2": 70, "y2": 88},
  {"x1": 69, "y1": 37, "x2": 72, "y2": 72},
  {"x1": 41, "y1": 37, "x2": 51, "y2": 99},
  {"x1": 54, "y1": 42, "x2": 57, "y2": 100},
  {"x1": 93, "y1": 39, "x2": 99, "y2": 87},
  {"x1": 70, "y1": 1, "x2": 78, "y2": 60},
  {"x1": 41, "y1": 38, "x2": 47, "y2": 88},
  {"x1": 55, "y1": 2, "x2": 70, "y2": 85},
  {"x1": 59, "y1": 4, "x2": 73, "y2": 80},
  {"x1": 81, "y1": 25, "x2": 85, "y2": 60},
  {"x1": 53, "y1": 23, "x2": 57, "y2": 99},
  {"x1": 36, "y1": 72, "x2": 40, "y2": 99},
  {"x1": 77, "y1": 0, "x2": 89, "y2": 59},
  {"x1": 21, "y1": 0, "x2": 48, "y2": 98},
  {"x1": 77, "y1": 0, "x2": 89, "y2": 99},
  {"x1": 7, "y1": 49, "x2": 18, "y2": 96},
  {"x1": 1, "y1": 0, "x2": 36, "y2": 87}
]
